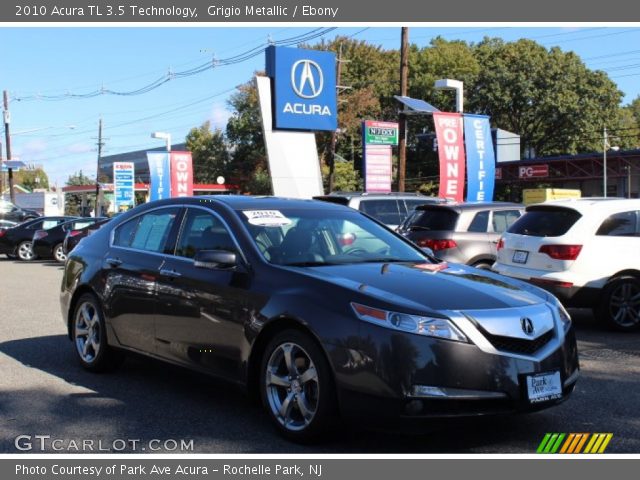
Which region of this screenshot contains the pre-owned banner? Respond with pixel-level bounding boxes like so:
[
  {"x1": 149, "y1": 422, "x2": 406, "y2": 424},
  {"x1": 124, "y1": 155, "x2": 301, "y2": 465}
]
[
  {"x1": 433, "y1": 112, "x2": 465, "y2": 202},
  {"x1": 146, "y1": 152, "x2": 171, "y2": 201},
  {"x1": 463, "y1": 114, "x2": 496, "y2": 202},
  {"x1": 170, "y1": 151, "x2": 194, "y2": 198}
]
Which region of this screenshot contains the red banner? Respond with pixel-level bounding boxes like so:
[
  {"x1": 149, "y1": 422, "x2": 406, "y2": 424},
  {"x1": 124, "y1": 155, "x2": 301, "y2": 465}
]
[
  {"x1": 170, "y1": 151, "x2": 194, "y2": 198},
  {"x1": 433, "y1": 112, "x2": 466, "y2": 202}
]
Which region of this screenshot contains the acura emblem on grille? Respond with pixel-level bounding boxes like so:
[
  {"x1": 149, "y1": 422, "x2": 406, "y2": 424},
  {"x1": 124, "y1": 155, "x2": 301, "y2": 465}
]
[{"x1": 521, "y1": 317, "x2": 535, "y2": 336}]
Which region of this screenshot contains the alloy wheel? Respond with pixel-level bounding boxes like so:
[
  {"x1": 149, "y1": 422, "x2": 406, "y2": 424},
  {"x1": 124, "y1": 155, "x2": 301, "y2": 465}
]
[
  {"x1": 608, "y1": 281, "x2": 640, "y2": 329},
  {"x1": 264, "y1": 342, "x2": 319, "y2": 432},
  {"x1": 74, "y1": 301, "x2": 101, "y2": 363},
  {"x1": 54, "y1": 244, "x2": 67, "y2": 263},
  {"x1": 17, "y1": 241, "x2": 35, "y2": 261}
]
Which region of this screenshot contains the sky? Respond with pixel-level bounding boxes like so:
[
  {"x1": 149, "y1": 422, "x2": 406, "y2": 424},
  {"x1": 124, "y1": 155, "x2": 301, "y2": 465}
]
[{"x1": 3, "y1": 26, "x2": 640, "y2": 186}]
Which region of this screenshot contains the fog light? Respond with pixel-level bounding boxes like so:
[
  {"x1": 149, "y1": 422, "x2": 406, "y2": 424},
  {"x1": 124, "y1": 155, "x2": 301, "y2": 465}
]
[{"x1": 411, "y1": 385, "x2": 447, "y2": 397}]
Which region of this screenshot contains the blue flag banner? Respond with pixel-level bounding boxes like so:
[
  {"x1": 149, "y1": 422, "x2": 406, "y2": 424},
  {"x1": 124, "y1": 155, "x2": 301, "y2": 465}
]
[
  {"x1": 146, "y1": 152, "x2": 171, "y2": 201},
  {"x1": 463, "y1": 114, "x2": 496, "y2": 202}
]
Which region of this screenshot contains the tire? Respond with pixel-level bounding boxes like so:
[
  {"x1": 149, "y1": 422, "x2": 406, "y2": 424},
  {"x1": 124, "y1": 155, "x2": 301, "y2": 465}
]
[
  {"x1": 472, "y1": 261, "x2": 493, "y2": 271},
  {"x1": 259, "y1": 329, "x2": 338, "y2": 442},
  {"x1": 72, "y1": 293, "x2": 123, "y2": 372},
  {"x1": 16, "y1": 241, "x2": 36, "y2": 261},
  {"x1": 596, "y1": 276, "x2": 640, "y2": 332},
  {"x1": 53, "y1": 243, "x2": 67, "y2": 263}
]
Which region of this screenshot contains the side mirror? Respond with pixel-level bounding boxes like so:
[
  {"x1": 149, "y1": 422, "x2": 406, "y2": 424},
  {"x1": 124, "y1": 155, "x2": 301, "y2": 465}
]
[{"x1": 194, "y1": 250, "x2": 238, "y2": 270}]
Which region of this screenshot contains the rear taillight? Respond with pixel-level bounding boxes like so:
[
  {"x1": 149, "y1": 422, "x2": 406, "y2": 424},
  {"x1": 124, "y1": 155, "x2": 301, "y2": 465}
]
[
  {"x1": 33, "y1": 230, "x2": 48, "y2": 240},
  {"x1": 496, "y1": 238, "x2": 504, "y2": 251},
  {"x1": 417, "y1": 238, "x2": 457, "y2": 251},
  {"x1": 69, "y1": 230, "x2": 83, "y2": 237},
  {"x1": 538, "y1": 244, "x2": 582, "y2": 261},
  {"x1": 0, "y1": 229, "x2": 5, "y2": 238},
  {"x1": 530, "y1": 278, "x2": 574, "y2": 289}
]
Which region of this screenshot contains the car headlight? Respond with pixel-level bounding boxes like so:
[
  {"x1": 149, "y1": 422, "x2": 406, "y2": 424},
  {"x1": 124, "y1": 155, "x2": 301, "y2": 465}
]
[{"x1": 351, "y1": 303, "x2": 468, "y2": 342}]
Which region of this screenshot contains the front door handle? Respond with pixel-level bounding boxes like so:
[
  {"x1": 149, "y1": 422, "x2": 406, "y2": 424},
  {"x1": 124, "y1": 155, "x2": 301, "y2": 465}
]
[
  {"x1": 105, "y1": 257, "x2": 122, "y2": 267},
  {"x1": 160, "y1": 268, "x2": 182, "y2": 278}
]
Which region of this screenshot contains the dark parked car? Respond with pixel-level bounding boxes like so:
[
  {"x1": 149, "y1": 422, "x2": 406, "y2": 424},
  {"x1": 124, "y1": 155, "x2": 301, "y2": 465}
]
[
  {"x1": 397, "y1": 202, "x2": 524, "y2": 269},
  {"x1": 62, "y1": 217, "x2": 112, "y2": 255},
  {"x1": 33, "y1": 217, "x2": 107, "y2": 263},
  {"x1": 314, "y1": 192, "x2": 446, "y2": 229},
  {"x1": 0, "y1": 198, "x2": 41, "y2": 223},
  {"x1": 61, "y1": 196, "x2": 578, "y2": 441},
  {"x1": 0, "y1": 216, "x2": 77, "y2": 261}
]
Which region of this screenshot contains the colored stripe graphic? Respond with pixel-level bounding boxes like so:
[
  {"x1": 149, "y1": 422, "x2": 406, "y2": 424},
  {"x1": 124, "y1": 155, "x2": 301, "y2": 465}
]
[{"x1": 538, "y1": 433, "x2": 613, "y2": 454}]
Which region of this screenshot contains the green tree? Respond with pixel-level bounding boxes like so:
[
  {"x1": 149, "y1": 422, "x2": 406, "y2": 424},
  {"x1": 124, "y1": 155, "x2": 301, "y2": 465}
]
[
  {"x1": 185, "y1": 121, "x2": 230, "y2": 183},
  {"x1": 14, "y1": 168, "x2": 49, "y2": 191},
  {"x1": 322, "y1": 161, "x2": 362, "y2": 192},
  {"x1": 65, "y1": 170, "x2": 94, "y2": 215},
  {"x1": 226, "y1": 76, "x2": 271, "y2": 194},
  {"x1": 469, "y1": 38, "x2": 623, "y2": 156}
]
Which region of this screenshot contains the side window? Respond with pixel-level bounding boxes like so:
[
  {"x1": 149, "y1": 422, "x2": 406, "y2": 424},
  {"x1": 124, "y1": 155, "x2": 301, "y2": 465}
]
[
  {"x1": 492, "y1": 209, "x2": 522, "y2": 233},
  {"x1": 113, "y1": 208, "x2": 180, "y2": 253},
  {"x1": 359, "y1": 200, "x2": 402, "y2": 226},
  {"x1": 596, "y1": 211, "x2": 639, "y2": 237},
  {"x1": 175, "y1": 209, "x2": 236, "y2": 259},
  {"x1": 26, "y1": 220, "x2": 44, "y2": 230},
  {"x1": 468, "y1": 211, "x2": 489, "y2": 232}
]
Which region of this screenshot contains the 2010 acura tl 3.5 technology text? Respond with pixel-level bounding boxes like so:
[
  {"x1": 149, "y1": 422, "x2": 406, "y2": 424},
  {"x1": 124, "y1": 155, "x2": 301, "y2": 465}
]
[{"x1": 60, "y1": 196, "x2": 579, "y2": 441}]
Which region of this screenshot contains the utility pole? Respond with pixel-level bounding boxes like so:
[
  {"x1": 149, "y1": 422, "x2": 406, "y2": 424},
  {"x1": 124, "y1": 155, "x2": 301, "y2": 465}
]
[
  {"x1": 603, "y1": 126, "x2": 608, "y2": 198},
  {"x1": 3, "y1": 90, "x2": 15, "y2": 203},
  {"x1": 0, "y1": 140, "x2": 4, "y2": 199},
  {"x1": 328, "y1": 45, "x2": 347, "y2": 193},
  {"x1": 94, "y1": 118, "x2": 104, "y2": 217},
  {"x1": 398, "y1": 27, "x2": 409, "y2": 192}
]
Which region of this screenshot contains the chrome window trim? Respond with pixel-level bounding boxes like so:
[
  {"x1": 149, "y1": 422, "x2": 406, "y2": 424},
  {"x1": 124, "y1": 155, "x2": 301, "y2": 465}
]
[{"x1": 109, "y1": 203, "x2": 248, "y2": 266}]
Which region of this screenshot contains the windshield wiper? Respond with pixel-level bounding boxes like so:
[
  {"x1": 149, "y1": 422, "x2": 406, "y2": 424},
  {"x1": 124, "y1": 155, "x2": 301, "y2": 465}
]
[
  {"x1": 356, "y1": 257, "x2": 413, "y2": 263},
  {"x1": 282, "y1": 261, "x2": 333, "y2": 267},
  {"x1": 408, "y1": 225, "x2": 431, "y2": 231}
]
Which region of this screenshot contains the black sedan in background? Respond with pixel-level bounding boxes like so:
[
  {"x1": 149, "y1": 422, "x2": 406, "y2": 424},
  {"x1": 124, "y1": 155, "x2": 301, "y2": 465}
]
[
  {"x1": 33, "y1": 217, "x2": 107, "y2": 263},
  {"x1": 0, "y1": 216, "x2": 76, "y2": 261},
  {"x1": 0, "y1": 198, "x2": 41, "y2": 223},
  {"x1": 61, "y1": 196, "x2": 579, "y2": 441},
  {"x1": 62, "y1": 217, "x2": 111, "y2": 255}
]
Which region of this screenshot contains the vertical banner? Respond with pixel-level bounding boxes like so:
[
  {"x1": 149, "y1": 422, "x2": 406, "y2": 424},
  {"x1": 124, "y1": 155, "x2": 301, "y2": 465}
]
[
  {"x1": 433, "y1": 112, "x2": 466, "y2": 202},
  {"x1": 464, "y1": 114, "x2": 496, "y2": 202},
  {"x1": 170, "y1": 151, "x2": 194, "y2": 198},
  {"x1": 146, "y1": 152, "x2": 171, "y2": 201},
  {"x1": 113, "y1": 162, "x2": 135, "y2": 212}
]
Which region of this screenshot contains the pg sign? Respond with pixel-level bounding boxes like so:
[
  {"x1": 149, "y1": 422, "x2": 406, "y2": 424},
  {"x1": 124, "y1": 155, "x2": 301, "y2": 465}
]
[
  {"x1": 266, "y1": 46, "x2": 337, "y2": 131},
  {"x1": 519, "y1": 164, "x2": 549, "y2": 179}
]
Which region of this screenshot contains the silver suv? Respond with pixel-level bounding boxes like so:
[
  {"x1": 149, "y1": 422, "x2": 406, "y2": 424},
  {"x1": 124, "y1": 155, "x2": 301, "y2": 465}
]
[
  {"x1": 397, "y1": 202, "x2": 524, "y2": 269},
  {"x1": 314, "y1": 192, "x2": 445, "y2": 229}
]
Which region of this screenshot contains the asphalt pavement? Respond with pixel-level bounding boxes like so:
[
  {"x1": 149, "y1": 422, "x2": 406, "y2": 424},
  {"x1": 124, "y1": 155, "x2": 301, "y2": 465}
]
[{"x1": 1, "y1": 258, "x2": 638, "y2": 453}]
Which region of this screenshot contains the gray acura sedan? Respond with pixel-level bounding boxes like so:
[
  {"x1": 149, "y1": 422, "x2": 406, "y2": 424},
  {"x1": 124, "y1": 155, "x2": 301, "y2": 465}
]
[{"x1": 60, "y1": 196, "x2": 579, "y2": 441}]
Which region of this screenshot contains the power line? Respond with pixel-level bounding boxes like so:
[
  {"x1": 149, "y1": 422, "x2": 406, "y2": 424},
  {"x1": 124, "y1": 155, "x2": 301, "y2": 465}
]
[{"x1": 12, "y1": 28, "x2": 337, "y2": 102}]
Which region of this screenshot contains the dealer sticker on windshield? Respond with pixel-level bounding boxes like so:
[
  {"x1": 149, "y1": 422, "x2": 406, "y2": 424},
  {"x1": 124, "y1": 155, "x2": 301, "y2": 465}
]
[
  {"x1": 243, "y1": 210, "x2": 292, "y2": 227},
  {"x1": 526, "y1": 371, "x2": 562, "y2": 403}
]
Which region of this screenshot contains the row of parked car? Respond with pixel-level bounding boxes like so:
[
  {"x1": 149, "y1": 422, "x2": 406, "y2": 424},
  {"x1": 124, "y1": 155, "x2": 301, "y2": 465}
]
[{"x1": 0, "y1": 209, "x2": 109, "y2": 263}]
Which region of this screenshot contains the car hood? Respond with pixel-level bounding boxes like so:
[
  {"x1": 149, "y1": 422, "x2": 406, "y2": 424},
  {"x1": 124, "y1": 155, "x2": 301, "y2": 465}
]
[{"x1": 299, "y1": 262, "x2": 547, "y2": 312}]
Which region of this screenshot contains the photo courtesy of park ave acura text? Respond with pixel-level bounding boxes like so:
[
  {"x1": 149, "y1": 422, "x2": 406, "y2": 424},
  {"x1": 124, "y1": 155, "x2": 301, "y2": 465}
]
[{"x1": 1, "y1": 3, "x2": 640, "y2": 458}]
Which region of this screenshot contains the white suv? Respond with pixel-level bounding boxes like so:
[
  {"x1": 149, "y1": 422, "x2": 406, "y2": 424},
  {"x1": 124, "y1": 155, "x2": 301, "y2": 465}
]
[{"x1": 493, "y1": 198, "x2": 640, "y2": 331}]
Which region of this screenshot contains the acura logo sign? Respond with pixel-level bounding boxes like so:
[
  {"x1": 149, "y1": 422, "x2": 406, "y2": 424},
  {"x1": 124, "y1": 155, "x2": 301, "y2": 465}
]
[
  {"x1": 521, "y1": 317, "x2": 535, "y2": 336},
  {"x1": 291, "y1": 59, "x2": 324, "y2": 98}
]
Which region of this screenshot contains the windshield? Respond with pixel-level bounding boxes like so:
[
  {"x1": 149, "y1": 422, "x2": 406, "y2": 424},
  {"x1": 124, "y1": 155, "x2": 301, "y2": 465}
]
[{"x1": 237, "y1": 208, "x2": 429, "y2": 266}]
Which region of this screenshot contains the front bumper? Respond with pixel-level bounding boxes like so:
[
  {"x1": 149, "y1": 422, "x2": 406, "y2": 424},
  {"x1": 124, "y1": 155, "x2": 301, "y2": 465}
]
[{"x1": 327, "y1": 319, "x2": 579, "y2": 422}]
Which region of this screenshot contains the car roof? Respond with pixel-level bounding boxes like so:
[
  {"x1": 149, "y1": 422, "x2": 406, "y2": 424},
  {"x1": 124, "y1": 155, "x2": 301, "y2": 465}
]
[
  {"x1": 195, "y1": 195, "x2": 352, "y2": 211},
  {"x1": 319, "y1": 192, "x2": 427, "y2": 199},
  {"x1": 528, "y1": 197, "x2": 640, "y2": 213},
  {"x1": 416, "y1": 201, "x2": 522, "y2": 212}
]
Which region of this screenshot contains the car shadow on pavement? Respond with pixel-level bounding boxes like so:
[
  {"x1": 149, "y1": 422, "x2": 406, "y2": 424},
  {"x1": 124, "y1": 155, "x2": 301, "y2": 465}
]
[{"x1": 0, "y1": 334, "x2": 638, "y2": 453}]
